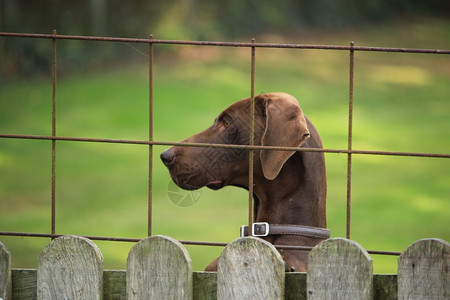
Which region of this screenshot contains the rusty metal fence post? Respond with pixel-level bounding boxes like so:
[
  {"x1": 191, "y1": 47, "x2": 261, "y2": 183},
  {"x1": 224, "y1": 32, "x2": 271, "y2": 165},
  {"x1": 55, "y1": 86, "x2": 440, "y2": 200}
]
[
  {"x1": 248, "y1": 38, "x2": 256, "y2": 230},
  {"x1": 51, "y1": 29, "x2": 57, "y2": 237},
  {"x1": 346, "y1": 41, "x2": 355, "y2": 239},
  {"x1": 148, "y1": 34, "x2": 154, "y2": 237}
]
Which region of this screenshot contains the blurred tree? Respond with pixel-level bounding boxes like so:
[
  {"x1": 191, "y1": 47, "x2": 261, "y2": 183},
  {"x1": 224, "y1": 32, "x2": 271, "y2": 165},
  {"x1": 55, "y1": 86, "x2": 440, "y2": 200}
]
[
  {"x1": 0, "y1": 0, "x2": 448, "y2": 78},
  {"x1": 90, "y1": 0, "x2": 107, "y2": 36}
]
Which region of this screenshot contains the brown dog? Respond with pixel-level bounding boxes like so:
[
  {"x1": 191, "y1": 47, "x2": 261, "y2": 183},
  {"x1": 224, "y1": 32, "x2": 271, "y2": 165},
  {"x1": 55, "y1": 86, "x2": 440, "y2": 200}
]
[{"x1": 160, "y1": 92, "x2": 327, "y2": 272}]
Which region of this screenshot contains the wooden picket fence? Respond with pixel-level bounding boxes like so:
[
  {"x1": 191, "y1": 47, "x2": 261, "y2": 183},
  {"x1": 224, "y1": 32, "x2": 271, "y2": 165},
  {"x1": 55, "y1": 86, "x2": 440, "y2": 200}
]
[{"x1": 0, "y1": 236, "x2": 448, "y2": 299}]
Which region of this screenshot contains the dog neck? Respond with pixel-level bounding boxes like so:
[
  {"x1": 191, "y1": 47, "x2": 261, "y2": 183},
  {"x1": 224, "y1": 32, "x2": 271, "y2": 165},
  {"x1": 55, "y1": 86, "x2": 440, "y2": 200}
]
[{"x1": 250, "y1": 151, "x2": 327, "y2": 229}]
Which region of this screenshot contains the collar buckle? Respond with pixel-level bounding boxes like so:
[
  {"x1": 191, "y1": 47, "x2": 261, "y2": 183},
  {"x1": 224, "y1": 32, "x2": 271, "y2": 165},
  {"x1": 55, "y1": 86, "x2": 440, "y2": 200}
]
[{"x1": 252, "y1": 222, "x2": 270, "y2": 237}]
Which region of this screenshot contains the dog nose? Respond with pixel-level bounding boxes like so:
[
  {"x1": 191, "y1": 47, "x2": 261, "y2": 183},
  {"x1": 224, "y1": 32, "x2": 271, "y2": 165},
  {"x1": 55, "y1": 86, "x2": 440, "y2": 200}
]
[{"x1": 160, "y1": 149, "x2": 175, "y2": 166}]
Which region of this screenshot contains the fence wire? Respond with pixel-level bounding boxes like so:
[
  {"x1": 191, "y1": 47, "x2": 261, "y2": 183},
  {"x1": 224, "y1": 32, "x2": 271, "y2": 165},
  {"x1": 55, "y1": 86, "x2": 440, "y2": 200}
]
[{"x1": 0, "y1": 31, "x2": 449, "y2": 257}]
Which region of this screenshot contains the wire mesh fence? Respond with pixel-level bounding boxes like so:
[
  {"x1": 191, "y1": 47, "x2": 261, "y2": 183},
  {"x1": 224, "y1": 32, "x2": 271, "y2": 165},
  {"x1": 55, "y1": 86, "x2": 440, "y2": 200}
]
[{"x1": 0, "y1": 31, "x2": 449, "y2": 258}]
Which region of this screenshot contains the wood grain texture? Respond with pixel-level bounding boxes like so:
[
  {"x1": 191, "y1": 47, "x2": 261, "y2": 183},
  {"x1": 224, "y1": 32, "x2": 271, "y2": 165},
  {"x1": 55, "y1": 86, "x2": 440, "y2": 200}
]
[
  {"x1": 10, "y1": 268, "x2": 403, "y2": 299},
  {"x1": 37, "y1": 235, "x2": 103, "y2": 300},
  {"x1": 307, "y1": 238, "x2": 373, "y2": 300},
  {"x1": 373, "y1": 274, "x2": 397, "y2": 300},
  {"x1": 193, "y1": 272, "x2": 217, "y2": 300},
  {"x1": 12, "y1": 269, "x2": 37, "y2": 300},
  {"x1": 0, "y1": 242, "x2": 11, "y2": 300},
  {"x1": 285, "y1": 273, "x2": 307, "y2": 300},
  {"x1": 217, "y1": 237, "x2": 285, "y2": 300},
  {"x1": 103, "y1": 270, "x2": 126, "y2": 300},
  {"x1": 126, "y1": 235, "x2": 192, "y2": 300},
  {"x1": 398, "y1": 238, "x2": 449, "y2": 300},
  {"x1": 9, "y1": 238, "x2": 447, "y2": 299}
]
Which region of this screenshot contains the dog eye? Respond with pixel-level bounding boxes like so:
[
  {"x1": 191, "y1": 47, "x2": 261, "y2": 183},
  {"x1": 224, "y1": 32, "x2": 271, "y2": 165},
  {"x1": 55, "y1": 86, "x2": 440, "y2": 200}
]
[{"x1": 223, "y1": 119, "x2": 231, "y2": 128}]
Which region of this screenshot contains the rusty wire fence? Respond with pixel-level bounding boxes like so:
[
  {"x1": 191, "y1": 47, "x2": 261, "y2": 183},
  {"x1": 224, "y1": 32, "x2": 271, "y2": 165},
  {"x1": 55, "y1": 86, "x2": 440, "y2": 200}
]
[{"x1": 0, "y1": 31, "x2": 449, "y2": 258}]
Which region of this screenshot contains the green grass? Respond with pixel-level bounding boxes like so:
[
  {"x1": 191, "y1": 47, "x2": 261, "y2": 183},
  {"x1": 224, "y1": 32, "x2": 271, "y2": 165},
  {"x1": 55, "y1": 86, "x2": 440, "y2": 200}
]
[{"x1": 1, "y1": 20, "x2": 449, "y2": 273}]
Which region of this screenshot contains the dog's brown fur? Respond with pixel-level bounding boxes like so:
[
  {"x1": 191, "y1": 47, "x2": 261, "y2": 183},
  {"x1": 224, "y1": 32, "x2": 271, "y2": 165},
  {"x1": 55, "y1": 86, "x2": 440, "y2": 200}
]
[{"x1": 161, "y1": 92, "x2": 327, "y2": 272}]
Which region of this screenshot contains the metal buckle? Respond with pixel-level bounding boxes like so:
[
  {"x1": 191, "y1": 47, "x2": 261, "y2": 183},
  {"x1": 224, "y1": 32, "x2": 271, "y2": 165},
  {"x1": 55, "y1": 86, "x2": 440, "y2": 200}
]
[{"x1": 252, "y1": 222, "x2": 270, "y2": 237}]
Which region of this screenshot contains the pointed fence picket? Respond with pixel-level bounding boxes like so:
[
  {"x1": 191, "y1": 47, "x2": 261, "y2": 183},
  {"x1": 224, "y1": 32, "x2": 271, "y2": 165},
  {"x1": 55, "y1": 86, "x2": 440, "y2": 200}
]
[{"x1": 1, "y1": 236, "x2": 449, "y2": 299}]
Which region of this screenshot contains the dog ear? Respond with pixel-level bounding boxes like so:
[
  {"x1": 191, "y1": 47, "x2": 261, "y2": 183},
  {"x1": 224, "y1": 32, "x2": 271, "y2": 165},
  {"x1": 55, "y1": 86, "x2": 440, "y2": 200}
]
[{"x1": 260, "y1": 94, "x2": 310, "y2": 180}]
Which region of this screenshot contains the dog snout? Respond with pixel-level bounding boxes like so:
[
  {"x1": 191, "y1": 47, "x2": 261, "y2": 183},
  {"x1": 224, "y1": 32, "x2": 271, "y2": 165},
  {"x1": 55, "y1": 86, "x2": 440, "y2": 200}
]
[{"x1": 160, "y1": 148, "x2": 176, "y2": 166}]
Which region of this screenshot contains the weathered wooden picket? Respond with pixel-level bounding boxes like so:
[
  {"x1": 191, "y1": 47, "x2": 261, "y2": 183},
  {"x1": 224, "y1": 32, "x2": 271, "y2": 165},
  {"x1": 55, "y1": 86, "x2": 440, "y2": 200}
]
[{"x1": 0, "y1": 236, "x2": 448, "y2": 300}]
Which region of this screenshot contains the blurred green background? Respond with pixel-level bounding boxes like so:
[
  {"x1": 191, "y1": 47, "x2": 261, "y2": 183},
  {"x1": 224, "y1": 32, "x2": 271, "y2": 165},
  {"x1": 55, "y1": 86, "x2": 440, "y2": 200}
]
[{"x1": 0, "y1": 0, "x2": 449, "y2": 274}]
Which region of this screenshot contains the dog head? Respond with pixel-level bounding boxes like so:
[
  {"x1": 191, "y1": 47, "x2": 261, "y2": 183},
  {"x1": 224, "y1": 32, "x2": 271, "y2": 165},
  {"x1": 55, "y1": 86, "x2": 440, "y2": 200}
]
[{"x1": 160, "y1": 92, "x2": 310, "y2": 190}]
